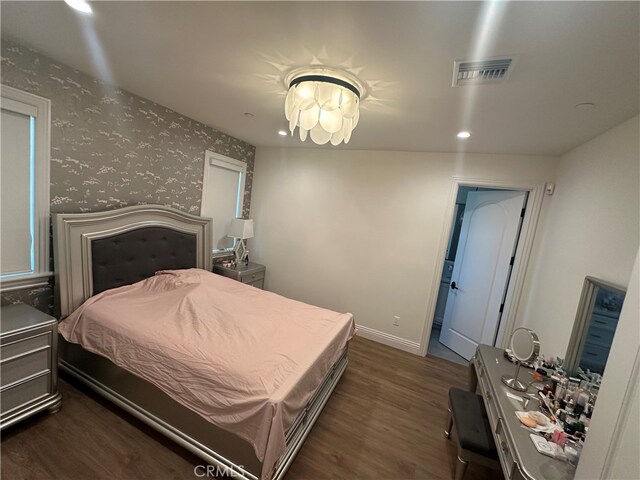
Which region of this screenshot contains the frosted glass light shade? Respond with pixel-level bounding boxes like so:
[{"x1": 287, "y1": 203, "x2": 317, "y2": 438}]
[{"x1": 284, "y1": 71, "x2": 362, "y2": 146}]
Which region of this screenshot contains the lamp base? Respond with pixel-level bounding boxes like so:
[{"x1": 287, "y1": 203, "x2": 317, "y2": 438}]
[
  {"x1": 233, "y1": 239, "x2": 247, "y2": 264},
  {"x1": 501, "y1": 375, "x2": 528, "y2": 392}
]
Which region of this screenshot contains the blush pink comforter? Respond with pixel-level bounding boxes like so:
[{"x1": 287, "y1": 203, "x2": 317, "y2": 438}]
[{"x1": 58, "y1": 268, "x2": 355, "y2": 479}]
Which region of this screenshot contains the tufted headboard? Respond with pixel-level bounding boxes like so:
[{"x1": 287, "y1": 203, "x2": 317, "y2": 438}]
[{"x1": 53, "y1": 205, "x2": 212, "y2": 318}]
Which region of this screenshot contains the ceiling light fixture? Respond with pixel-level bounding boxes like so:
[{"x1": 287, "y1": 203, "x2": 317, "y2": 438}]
[
  {"x1": 277, "y1": 130, "x2": 287, "y2": 136},
  {"x1": 457, "y1": 131, "x2": 471, "y2": 139},
  {"x1": 284, "y1": 67, "x2": 365, "y2": 146},
  {"x1": 64, "y1": 0, "x2": 92, "y2": 14}
]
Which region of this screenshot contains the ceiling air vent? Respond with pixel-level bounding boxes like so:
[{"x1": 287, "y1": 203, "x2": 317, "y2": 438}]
[{"x1": 452, "y1": 57, "x2": 513, "y2": 87}]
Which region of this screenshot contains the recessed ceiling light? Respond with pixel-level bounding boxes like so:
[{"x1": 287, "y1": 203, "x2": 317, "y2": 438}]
[
  {"x1": 64, "y1": 0, "x2": 92, "y2": 14},
  {"x1": 278, "y1": 130, "x2": 287, "y2": 136},
  {"x1": 457, "y1": 131, "x2": 471, "y2": 139}
]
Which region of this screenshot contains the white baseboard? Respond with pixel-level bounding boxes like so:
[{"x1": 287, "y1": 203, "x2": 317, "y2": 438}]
[{"x1": 355, "y1": 325, "x2": 421, "y2": 355}]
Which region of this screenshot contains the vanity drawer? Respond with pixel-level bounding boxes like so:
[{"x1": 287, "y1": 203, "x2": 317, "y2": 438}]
[
  {"x1": 475, "y1": 357, "x2": 501, "y2": 429},
  {"x1": 1, "y1": 349, "x2": 50, "y2": 387},
  {"x1": 1, "y1": 372, "x2": 50, "y2": 415},
  {"x1": 1, "y1": 332, "x2": 51, "y2": 361},
  {"x1": 495, "y1": 418, "x2": 517, "y2": 480}
]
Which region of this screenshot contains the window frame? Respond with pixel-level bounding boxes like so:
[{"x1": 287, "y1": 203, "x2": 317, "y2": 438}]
[
  {"x1": 0, "y1": 85, "x2": 51, "y2": 291},
  {"x1": 200, "y1": 150, "x2": 246, "y2": 257}
]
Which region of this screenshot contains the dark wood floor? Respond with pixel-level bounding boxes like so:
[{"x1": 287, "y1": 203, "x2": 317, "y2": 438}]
[{"x1": 1, "y1": 337, "x2": 501, "y2": 480}]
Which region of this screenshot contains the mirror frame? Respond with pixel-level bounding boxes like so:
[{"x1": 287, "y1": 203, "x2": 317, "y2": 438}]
[
  {"x1": 510, "y1": 327, "x2": 540, "y2": 362},
  {"x1": 565, "y1": 276, "x2": 626, "y2": 376}
]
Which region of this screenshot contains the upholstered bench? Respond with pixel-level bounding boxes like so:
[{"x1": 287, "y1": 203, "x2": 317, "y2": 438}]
[{"x1": 444, "y1": 387, "x2": 500, "y2": 480}]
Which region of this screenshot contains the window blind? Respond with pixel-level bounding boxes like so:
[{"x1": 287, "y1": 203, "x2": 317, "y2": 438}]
[
  {"x1": 1, "y1": 108, "x2": 33, "y2": 276},
  {"x1": 203, "y1": 163, "x2": 243, "y2": 250}
]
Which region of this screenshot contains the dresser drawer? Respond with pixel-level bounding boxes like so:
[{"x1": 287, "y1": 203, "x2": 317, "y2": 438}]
[
  {"x1": 580, "y1": 343, "x2": 610, "y2": 372},
  {"x1": 1, "y1": 349, "x2": 51, "y2": 387},
  {"x1": 246, "y1": 278, "x2": 264, "y2": 289},
  {"x1": 590, "y1": 312, "x2": 618, "y2": 332},
  {"x1": 1, "y1": 372, "x2": 50, "y2": 415},
  {"x1": 1, "y1": 332, "x2": 51, "y2": 361},
  {"x1": 240, "y1": 271, "x2": 265, "y2": 285},
  {"x1": 585, "y1": 324, "x2": 616, "y2": 348}
]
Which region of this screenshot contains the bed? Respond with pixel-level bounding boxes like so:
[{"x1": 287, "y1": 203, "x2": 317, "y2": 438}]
[{"x1": 53, "y1": 204, "x2": 354, "y2": 480}]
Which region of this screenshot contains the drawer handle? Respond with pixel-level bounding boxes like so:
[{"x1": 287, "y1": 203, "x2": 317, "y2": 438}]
[
  {"x1": 486, "y1": 392, "x2": 492, "y2": 402},
  {"x1": 501, "y1": 440, "x2": 509, "y2": 454},
  {"x1": 0, "y1": 369, "x2": 49, "y2": 392},
  {"x1": 0, "y1": 345, "x2": 51, "y2": 364}
]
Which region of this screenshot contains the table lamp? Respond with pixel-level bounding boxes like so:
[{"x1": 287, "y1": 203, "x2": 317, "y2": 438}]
[{"x1": 228, "y1": 218, "x2": 254, "y2": 265}]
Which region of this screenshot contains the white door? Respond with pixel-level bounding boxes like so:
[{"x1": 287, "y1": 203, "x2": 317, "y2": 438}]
[{"x1": 439, "y1": 190, "x2": 527, "y2": 360}]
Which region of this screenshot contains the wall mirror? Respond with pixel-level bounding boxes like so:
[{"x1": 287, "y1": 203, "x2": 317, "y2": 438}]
[{"x1": 565, "y1": 276, "x2": 626, "y2": 377}]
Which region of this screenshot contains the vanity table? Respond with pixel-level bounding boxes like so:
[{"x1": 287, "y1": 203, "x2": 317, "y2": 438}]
[{"x1": 470, "y1": 345, "x2": 575, "y2": 480}]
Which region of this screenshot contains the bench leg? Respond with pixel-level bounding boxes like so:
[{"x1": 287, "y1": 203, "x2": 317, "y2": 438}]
[
  {"x1": 444, "y1": 407, "x2": 453, "y2": 439},
  {"x1": 454, "y1": 455, "x2": 469, "y2": 480}
]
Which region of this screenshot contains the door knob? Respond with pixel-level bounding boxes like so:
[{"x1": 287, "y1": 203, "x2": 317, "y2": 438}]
[{"x1": 450, "y1": 281, "x2": 458, "y2": 290}]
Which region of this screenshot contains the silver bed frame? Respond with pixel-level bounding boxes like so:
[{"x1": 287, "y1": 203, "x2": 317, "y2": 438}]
[{"x1": 53, "y1": 205, "x2": 348, "y2": 480}]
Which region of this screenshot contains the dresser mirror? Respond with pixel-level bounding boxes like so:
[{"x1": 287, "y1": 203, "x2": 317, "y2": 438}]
[{"x1": 565, "y1": 276, "x2": 626, "y2": 377}]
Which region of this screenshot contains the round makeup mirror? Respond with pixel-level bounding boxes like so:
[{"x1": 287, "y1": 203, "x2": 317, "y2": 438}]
[{"x1": 502, "y1": 328, "x2": 540, "y2": 391}]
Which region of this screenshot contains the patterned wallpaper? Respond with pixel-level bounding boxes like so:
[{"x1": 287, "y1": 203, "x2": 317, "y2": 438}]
[{"x1": 0, "y1": 37, "x2": 256, "y2": 313}]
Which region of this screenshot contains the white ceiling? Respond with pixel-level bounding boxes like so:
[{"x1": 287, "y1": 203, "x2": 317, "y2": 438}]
[{"x1": 2, "y1": 1, "x2": 639, "y2": 155}]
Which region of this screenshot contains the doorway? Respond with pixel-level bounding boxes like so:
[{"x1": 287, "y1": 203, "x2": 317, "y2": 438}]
[{"x1": 427, "y1": 186, "x2": 528, "y2": 364}]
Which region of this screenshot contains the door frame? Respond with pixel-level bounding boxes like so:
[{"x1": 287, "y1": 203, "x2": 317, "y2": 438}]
[{"x1": 419, "y1": 176, "x2": 547, "y2": 356}]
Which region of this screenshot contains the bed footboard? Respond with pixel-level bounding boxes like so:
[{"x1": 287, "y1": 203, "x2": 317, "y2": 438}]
[{"x1": 59, "y1": 338, "x2": 348, "y2": 480}]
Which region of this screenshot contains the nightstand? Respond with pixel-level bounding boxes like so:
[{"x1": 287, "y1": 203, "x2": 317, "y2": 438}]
[
  {"x1": 213, "y1": 262, "x2": 266, "y2": 289},
  {"x1": 0, "y1": 304, "x2": 62, "y2": 430}
]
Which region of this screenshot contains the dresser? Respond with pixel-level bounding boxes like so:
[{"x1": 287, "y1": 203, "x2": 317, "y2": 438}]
[
  {"x1": 1, "y1": 304, "x2": 62, "y2": 430},
  {"x1": 213, "y1": 262, "x2": 266, "y2": 289}
]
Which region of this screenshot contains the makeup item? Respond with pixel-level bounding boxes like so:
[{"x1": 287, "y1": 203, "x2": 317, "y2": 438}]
[
  {"x1": 556, "y1": 377, "x2": 568, "y2": 402},
  {"x1": 566, "y1": 381, "x2": 580, "y2": 402},
  {"x1": 574, "y1": 402, "x2": 584, "y2": 416},
  {"x1": 577, "y1": 391, "x2": 589, "y2": 407},
  {"x1": 564, "y1": 439, "x2": 582, "y2": 466},
  {"x1": 584, "y1": 402, "x2": 593, "y2": 417},
  {"x1": 551, "y1": 429, "x2": 569, "y2": 448},
  {"x1": 531, "y1": 434, "x2": 555, "y2": 458},
  {"x1": 520, "y1": 415, "x2": 537, "y2": 428},
  {"x1": 557, "y1": 409, "x2": 567, "y2": 422},
  {"x1": 579, "y1": 414, "x2": 590, "y2": 428},
  {"x1": 549, "y1": 380, "x2": 558, "y2": 396},
  {"x1": 566, "y1": 399, "x2": 575, "y2": 415}
]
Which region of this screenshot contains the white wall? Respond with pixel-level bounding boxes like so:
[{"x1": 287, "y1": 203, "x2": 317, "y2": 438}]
[
  {"x1": 575, "y1": 248, "x2": 639, "y2": 479},
  {"x1": 520, "y1": 116, "x2": 640, "y2": 356},
  {"x1": 250, "y1": 148, "x2": 557, "y2": 352}
]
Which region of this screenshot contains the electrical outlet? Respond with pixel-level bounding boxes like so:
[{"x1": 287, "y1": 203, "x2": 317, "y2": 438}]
[{"x1": 393, "y1": 316, "x2": 400, "y2": 326}]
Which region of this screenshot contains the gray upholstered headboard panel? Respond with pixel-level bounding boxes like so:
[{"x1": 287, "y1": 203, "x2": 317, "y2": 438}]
[
  {"x1": 91, "y1": 226, "x2": 197, "y2": 295},
  {"x1": 53, "y1": 205, "x2": 212, "y2": 318}
]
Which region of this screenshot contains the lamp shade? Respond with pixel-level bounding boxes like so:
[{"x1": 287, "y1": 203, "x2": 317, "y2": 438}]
[
  {"x1": 284, "y1": 67, "x2": 365, "y2": 146},
  {"x1": 228, "y1": 218, "x2": 254, "y2": 239}
]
